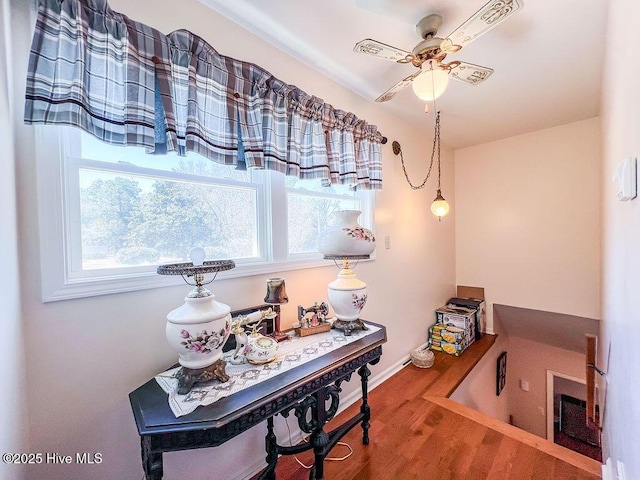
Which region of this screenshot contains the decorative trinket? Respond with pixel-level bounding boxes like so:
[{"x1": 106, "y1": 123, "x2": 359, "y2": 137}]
[
  {"x1": 229, "y1": 319, "x2": 278, "y2": 365},
  {"x1": 295, "y1": 302, "x2": 331, "y2": 337}
]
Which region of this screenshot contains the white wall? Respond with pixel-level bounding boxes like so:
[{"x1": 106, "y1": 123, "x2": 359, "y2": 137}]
[
  {"x1": 506, "y1": 337, "x2": 585, "y2": 438},
  {"x1": 0, "y1": 1, "x2": 27, "y2": 480},
  {"x1": 449, "y1": 310, "x2": 510, "y2": 422},
  {"x1": 600, "y1": 0, "x2": 640, "y2": 476},
  {"x1": 455, "y1": 118, "x2": 601, "y2": 332},
  {"x1": 454, "y1": 122, "x2": 600, "y2": 439},
  {"x1": 450, "y1": 309, "x2": 591, "y2": 441},
  {"x1": 10, "y1": 1, "x2": 456, "y2": 479},
  {"x1": 449, "y1": 336, "x2": 510, "y2": 422}
]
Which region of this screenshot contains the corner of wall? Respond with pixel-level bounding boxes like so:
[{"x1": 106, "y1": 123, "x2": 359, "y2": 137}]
[
  {"x1": 449, "y1": 333, "x2": 510, "y2": 423},
  {"x1": 1, "y1": 1, "x2": 29, "y2": 478}
]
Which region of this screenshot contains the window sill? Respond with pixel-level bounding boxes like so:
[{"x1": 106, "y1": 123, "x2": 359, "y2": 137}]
[{"x1": 42, "y1": 256, "x2": 374, "y2": 302}]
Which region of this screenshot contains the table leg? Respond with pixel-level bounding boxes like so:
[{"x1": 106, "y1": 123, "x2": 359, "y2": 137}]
[
  {"x1": 141, "y1": 436, "x2": 163, "y2": 480},
  {"x1": 309, "y1": 386, "x2": 333, "y2": 480},
  {"x1": 310, "y1": 430, "x2": 329, "y2": 480},
  {"x1": 258, "y1": 417, "x2": 278, "y2": 480},
  {"x1": 358, "y1": 364, "x2": 372, "y2": 445}
]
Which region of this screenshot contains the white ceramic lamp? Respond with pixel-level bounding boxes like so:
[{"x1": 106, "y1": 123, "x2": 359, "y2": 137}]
[
  {"x1": 317, "y1": 210, "x2": 375, "y2": 335},
  {"x1": 327, "y1": 259, "x2": 368, "y2": 321},
  {"x1": 157, "y1": 248, "x2": 235, "y2": 394}
]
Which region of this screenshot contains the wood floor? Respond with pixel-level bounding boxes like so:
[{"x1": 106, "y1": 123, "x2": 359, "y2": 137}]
[{"x1": 263, "y1": 364, "x2": 601, "y2": 480}]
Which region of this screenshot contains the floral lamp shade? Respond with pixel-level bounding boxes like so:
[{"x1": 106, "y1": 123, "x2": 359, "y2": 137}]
[
  {"x1": 317, "y1": 210, "x2": 373, "y2": 335},
  {"x1": 317, "y1": 210, "x2": 375, "y2": 256}
]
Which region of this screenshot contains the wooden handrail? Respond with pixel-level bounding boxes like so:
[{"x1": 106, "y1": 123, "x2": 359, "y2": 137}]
[{"x1": 585, "y1": 333, "x2": 607, "y2": 430}]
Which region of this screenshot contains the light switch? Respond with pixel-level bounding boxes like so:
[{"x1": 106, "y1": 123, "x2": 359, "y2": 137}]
[
  {"x1": 520, "y1": 379, "x2": 529, "y2": 391},
  {"x1": 613, "y1": 157, "x2": 637, "y2": 201}
]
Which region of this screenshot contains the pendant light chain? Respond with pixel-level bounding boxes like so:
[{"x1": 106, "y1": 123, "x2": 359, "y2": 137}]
[
  {"x1": 436, "y1": 111, "x2": 441, "y2": 191},
  {"x1": 397, "y1": 111, "x2": 441, "y2": 190},
  {"x1": 431, "y1": 67, "x2": 442, "y2": 193}
]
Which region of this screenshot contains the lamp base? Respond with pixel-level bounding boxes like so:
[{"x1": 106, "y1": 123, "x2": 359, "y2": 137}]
[
  {"x1": 331, "y1": 318, "x2": 368, "y2": 336},
  {"x1": 175, "y1": 359, "x2": 229, "y2": 395}
]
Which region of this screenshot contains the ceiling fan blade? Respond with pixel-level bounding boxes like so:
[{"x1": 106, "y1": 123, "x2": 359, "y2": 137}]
[
  {"x1": 354, "y1": 39, "x2": 413, "y2": 63},
  {"x1": 449, "y1": 61, "x2": 494, "y2": 85},
  {"x1": 445, "y1": 0, "x2": 524, "y2": 49},
  {"x1": 375, "y1": 71, "x2": 421, "y2": 102}
]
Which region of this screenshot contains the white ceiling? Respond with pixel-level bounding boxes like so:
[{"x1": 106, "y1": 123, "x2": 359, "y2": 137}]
[{"x1": 200, "y1": 0, "x2": 608, "y2": 149}]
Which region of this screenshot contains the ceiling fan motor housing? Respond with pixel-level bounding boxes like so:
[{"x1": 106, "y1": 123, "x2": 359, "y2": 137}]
[
  {"x1": 416, "y1": 14, "x2": 442, "y2": 39},
  {"x1": 411, "y1": 37, "x2": 447, "y2": 66}
]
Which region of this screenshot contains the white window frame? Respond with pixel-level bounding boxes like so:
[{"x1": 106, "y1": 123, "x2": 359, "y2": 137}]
[{"x1": 35, "y1": 126, "x2": 375, "y2": 302}]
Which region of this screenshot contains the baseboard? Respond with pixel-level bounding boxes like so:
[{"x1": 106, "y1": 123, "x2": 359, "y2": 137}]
[{"x1": 233, "y1": 457, "x2": 269, "y2": 480}]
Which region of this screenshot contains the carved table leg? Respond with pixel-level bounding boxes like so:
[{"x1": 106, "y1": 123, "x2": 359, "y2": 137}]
[
  {"x1": 310, "y1": 429, "x2": 330, "y2": 480},
  {"x1": 258, "y1": 417, "x2": 278, "y2": 480},
  {"x1": 141, "y1": 436, "x2": 163, "y2": 480},
  {"x1": 358, "y1": 364, "x2": 372, "y2": 445},
  {"x1": 309, "y1": 386, "x2": 332, "y2": 480}
]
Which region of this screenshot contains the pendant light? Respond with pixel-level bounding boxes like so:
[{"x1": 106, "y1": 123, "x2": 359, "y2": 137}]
[
  {"x1": 429, "y1": 110, "x2": 449, "y2": 220},
  {"x1": 431, "y1": 191, "x2": 450, "y2": 218},
  {"x1": 392, "y1": 109, "x2": 450, "y2": 221}
]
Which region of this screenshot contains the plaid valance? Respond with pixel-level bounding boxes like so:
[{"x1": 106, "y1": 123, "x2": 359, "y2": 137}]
[{"x1": 24, "y1": 0, "x2": 384, "y2": 189}]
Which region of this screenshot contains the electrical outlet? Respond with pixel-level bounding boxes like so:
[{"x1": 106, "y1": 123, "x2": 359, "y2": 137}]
[
  {"x1": 384, "y1": 235, "x2": 390, "y2": 249},
  {"x1": 617, "y1": 460, "x2": 626, "y2": 480},
  {"x1": 537, "y1": 406, "x2": 545, "y2": 416}
]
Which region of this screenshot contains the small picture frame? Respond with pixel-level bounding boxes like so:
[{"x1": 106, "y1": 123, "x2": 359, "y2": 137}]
[{"x1": 496, "y1": 351, "x2": 507, "y2": 396}]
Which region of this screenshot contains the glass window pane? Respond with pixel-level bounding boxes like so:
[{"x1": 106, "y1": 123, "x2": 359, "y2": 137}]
[
  {"x1": 79, "y1": 131, "x2": 250, "y2": 182},
  {"x1": 37, "y1": 126, "x2": 377, "y2": 301},
  {"x1": 287, "y1": 193, "x2": 359, "y2": 254},
  {"x1": 78, "y1": 168, "x2": 258, "y2": 270},
  {"x1": 285, "y1": 176, "x2": 355, "y2": 195}
]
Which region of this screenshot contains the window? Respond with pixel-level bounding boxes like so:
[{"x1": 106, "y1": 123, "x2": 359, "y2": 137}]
[{"x1": 36, "y1": 127, "x2": 374, "y2": 301}]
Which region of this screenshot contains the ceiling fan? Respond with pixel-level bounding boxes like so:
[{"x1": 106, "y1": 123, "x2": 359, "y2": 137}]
[{"x1": 354, "y1": 0, "x2": 524, "y2": 103}]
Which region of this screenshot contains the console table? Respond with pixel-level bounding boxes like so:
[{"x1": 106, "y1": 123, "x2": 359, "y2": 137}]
[{"x1": 129, "y1": 322, "x2": 386, "y2": 480}]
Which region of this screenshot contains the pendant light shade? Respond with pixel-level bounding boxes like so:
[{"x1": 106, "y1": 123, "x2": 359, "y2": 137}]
[
  {"x1": 412, "y1": 60, "x2": 450, "y2": 101},
  {"x1": 430, "y1": 189, "x2": 450, "y2": 218}
]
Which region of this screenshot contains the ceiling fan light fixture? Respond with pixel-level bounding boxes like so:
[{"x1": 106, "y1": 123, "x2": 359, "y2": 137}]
[{"x1": 412, "y1": 60, "x2": 449, "y2": 101}]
